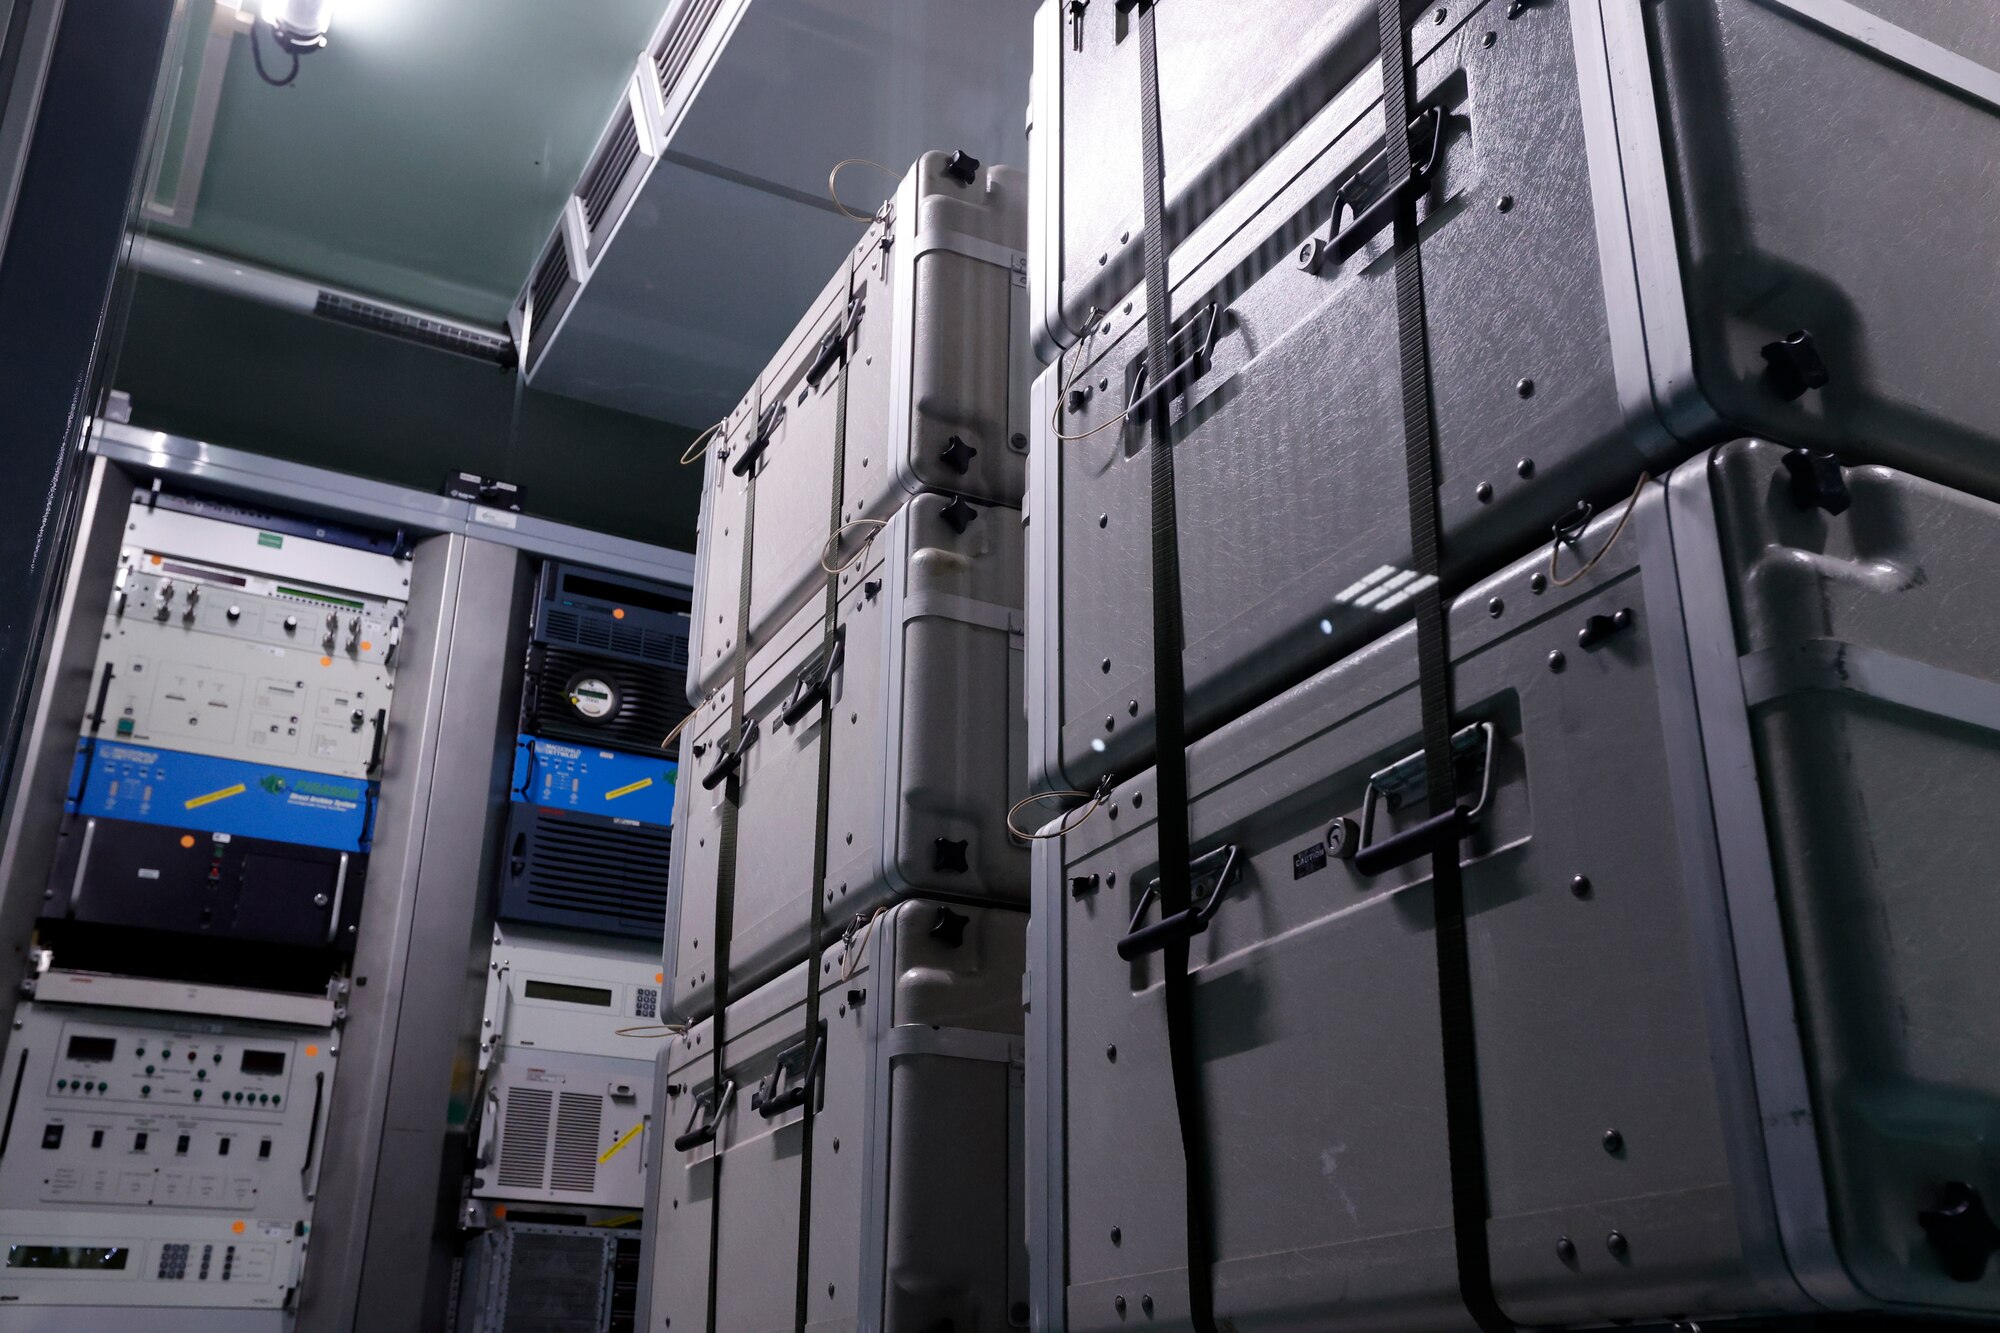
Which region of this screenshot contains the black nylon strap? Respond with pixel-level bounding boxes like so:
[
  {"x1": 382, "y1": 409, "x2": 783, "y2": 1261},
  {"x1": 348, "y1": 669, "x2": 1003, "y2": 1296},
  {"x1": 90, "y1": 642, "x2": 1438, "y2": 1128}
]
[
  {"x1": 1132, "y1": 7, "x2": 1219, "y2": 1331},
  {"x1": 704, "y1": 401, "x2": 759, "y2": 1333},
  {"x1": 792, "y1": 250, "x2": 858, "y2": 1333},
  {"x1": 1372, "y1": 3, "x2": 1512, "y2": 1330}
]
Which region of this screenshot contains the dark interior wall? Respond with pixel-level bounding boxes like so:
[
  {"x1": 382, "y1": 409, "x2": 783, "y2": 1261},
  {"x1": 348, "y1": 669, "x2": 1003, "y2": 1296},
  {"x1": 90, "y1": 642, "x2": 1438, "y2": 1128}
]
[{"x1": 108, "y1": 272, "x2": 702, "y2": 551}]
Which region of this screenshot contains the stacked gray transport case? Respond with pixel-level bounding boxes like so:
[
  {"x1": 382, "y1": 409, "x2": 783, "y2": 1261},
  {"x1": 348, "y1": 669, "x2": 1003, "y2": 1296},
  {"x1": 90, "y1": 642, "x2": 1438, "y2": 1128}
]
[
  {"x1": 648, "y1": 901, "x2": 1027, "y2": 1333},
  {"x1": 1030, "y1": 440, "x2": 2000, "y2": 1328},
  {"x1": 1024, "y1": 0, "x2": 2000, "y2": 1330},
  {"x1": 1024, "y1": 0, "x2": 2000, "y2": 795},
  {"x1": 647, "y1": 151, "x2": 1033, "y2": 1332}
]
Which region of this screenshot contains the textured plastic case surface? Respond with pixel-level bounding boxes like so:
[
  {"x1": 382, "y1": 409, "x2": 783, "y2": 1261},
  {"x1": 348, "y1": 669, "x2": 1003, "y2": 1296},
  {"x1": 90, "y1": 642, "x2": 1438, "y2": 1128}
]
[
  {"x1": 665, "y1": 492, "x2": 1026, "y2": 1021},
  {"x1": 1029, "y1": 441, "x2": 2000, "y2": 1329},
  {"x1": 1025, "y1": 0, "x2": 2000, "y2": 794},
  {"x1": 647, "y1": 899, "x2": 1026, "y2": 1333},
  {"x1": 686, "y1": 150, "x2": 1030, "y2": 700}
]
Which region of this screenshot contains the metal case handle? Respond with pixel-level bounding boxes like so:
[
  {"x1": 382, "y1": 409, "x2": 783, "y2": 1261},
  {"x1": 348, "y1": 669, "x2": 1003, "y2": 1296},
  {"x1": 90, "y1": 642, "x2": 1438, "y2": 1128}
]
[
  {"x1": 673, "y1": 1079, "x2": 735, "y2": 1152},
  {"x1": 1352, "y1": 721, "x2": 1496, "y2": 875},
  {"x1": 751, "y1": 1024, "x2": 827, "y2": 1120},
  {"x1": 1117, "y1": 844, "x2": 1242, "y2": 960}
]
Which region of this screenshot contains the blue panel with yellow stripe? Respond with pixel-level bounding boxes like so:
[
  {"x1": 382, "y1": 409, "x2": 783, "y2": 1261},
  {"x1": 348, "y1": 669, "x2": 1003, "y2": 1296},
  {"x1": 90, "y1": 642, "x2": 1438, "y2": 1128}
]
[
  {"x1": 511, "y1": 734, "x2": 676, "y2": 826},
  {"x1": 66, "y1": 740, "x2": 374, "y2": 852}
]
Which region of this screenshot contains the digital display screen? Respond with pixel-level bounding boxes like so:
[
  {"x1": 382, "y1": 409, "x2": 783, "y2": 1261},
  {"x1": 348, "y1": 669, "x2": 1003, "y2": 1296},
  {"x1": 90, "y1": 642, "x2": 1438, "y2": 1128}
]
[
  {"x1": 65, "y1": 1035, "x2": 116, "y2": 1063},
  {"x1": 239, "y1": 1049, "x2": 287, "y2": 1076},
  {"x1": 524, "y1": 979, "x2": 614, "y2": 1008},
  {"x1": 7, "y1": 1246, "x2": 129, "y2": 1270}
]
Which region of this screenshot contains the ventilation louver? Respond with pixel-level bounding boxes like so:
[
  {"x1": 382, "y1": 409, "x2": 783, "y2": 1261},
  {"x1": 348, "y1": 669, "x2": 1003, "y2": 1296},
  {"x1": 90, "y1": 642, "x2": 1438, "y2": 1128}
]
[
  {"x1": 501, "y1": 804, "x2": 672, "y2": 941},
  {"x1": 580, "y1": 109, "x2": 642, "y2": 238},
  {"x1": 653, "y1": 0, "x2": 724, "y2": 101},
  {"x1": 522, "y1": 236, "x2": 579, "y2": 375},
  {"x1": 551, "y1": 1093, "x2": 603, "y2": 1194},
  {"x1": 498, "y1": 1086, "x2": 554, "y2": 1191}
]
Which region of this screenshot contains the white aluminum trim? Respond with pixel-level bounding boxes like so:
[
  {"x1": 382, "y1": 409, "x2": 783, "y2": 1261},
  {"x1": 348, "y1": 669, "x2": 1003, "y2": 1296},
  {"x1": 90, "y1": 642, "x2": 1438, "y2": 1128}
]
[
  {"x1": 855, "y1": 899, "x2": 897, "y2": 1328},
  {"x1": 1597, "y1": 0, "x2": 1714, "y2": 443},
  {"x1": 1738, "y1": 639, "x2": 2000, "y2": 733},
  {"x1": 1025, "y1": 361, "x2": 1072, "y2": 795},
  {"x1": 1637, "y1": 460, "x2": 1809, "y2": 1312},
  {"x1": 1567, "y1": 0, "x2": 1675, "y2": 462},
  {"x1": 91, "y1": 418, "x2": 461, "y2": 536},
  {"x1": 1666, "y1": 454, "x2": 1860, "y2": 1309},
  {"x1": 899, "y1": 590, "x2": 1023, "y2": 637},
  {"x1": 92, "y1": 419, "x2": 695, "y2": 589},
  {"x1": 886, "y1": 163, "x2": 922, "y2": 505},
  {"x1": 32, "y1": 968, "x2": 339, "y2": 1028},
  {"x1": 1753, "y1": 0, "x2": 2000, "y2": 114},
  {"x1": 873, "y1": 503, "x2": 914, "y2": 900},
  {"x1": 1026, "y1": 835, "x2": 1067, "y2": 1331},
  {"x1": 1028, "y1": 0, "x2": 1070, "y2": 361},
  {"x1": 323, "y1": 852, "x2": 349, "y2": 946},
  {"x1": 879, "y1": 1025, "x2": 1022, "y2": 1065}
]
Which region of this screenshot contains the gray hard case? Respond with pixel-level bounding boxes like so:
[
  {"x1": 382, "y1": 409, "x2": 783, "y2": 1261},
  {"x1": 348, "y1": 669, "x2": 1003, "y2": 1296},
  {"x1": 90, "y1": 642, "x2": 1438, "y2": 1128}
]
[
  {"x1": 1025, "y1": 0, "x2": 2000, "y2": 793},
  {"x1": 1029, "y1": 439, "x2": 2000, "y2": 1329},
  {"x1": 645, "y1": 899, "x2": 1027, "y2": 1333},
  {"x1": 687, "y1": 150, "x2": 1031, "y2": 701},
  {"x1": 665, "y1": 492, "x2": 1028, "y2": 1022}
]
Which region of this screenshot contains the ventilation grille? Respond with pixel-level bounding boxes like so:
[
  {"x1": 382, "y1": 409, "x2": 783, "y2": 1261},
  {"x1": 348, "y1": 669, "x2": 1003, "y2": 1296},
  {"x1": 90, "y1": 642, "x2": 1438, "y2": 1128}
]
[
  {"x1": 501, "y1": 1230, "x2": 612, "y2": 1333},
  {"x1": 653, "y1": 0, "x2": 724, "y2": 100},
  {"x1": 530, "y1": 241, "x2": 569, "y2": 324},
  {"x1": 498, "y1": 1087, "x2": 554, "y2": 1191},
  {"x1": 537, "y1": 606, "x2": 688, "y2": 669},
  {"x1": 523, "y1": 643, "x2": 690, "y2": 756},
  {"x1": 313, "y1": 293, "x2": 513, "y2": 364},
  {"x1": 580, "y1": 109, "x2": 642, "y2": 236},
  {"x1": 503, "y1": 806, "x2": 673, "y2": 940},
  {"x1": 551, "y1": 1093, "x2": 603, "y2": 1193}
]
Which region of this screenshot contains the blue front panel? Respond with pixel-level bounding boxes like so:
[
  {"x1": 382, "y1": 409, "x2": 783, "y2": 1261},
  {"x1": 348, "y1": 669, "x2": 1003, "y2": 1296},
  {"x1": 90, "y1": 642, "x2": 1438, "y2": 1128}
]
[
  {"x1": 511, "y1": 734, "x2": 676, "y2": 826},
  {"x1": 68, "y1": 741, "x2": 373, "y2": 852}
]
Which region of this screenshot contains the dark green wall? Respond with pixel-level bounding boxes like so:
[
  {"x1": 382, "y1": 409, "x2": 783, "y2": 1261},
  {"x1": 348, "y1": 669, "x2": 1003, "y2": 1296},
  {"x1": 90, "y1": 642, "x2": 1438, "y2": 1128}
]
[{"x1": 108, "y1": 273, "x2": 702, "y2": 551}]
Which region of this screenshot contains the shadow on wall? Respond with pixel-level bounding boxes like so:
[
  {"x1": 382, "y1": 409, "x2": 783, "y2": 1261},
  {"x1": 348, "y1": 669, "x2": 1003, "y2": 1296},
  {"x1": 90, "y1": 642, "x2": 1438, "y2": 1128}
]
[{"x1": 108, "y1": 272, "x2": 704, "y2": 550}]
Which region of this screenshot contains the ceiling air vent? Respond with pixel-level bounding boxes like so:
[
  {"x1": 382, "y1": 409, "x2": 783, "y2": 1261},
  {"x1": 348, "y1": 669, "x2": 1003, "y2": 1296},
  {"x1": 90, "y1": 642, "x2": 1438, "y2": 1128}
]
[
  {"x1": 575, "y1": 103, "x2": 649, "y2": 266},
  {"x1": 520, "y1": 233, "x2": 580, "y2": 377},
  {"x1": 653, "y1": 0, "x2": 724, "y2": 102},
  {"x1": 581, "y1": 110, "x2": 640, "y2": 235},
  {"x1": 313, "y1": 292, "x2": 515, "y2": 364}
]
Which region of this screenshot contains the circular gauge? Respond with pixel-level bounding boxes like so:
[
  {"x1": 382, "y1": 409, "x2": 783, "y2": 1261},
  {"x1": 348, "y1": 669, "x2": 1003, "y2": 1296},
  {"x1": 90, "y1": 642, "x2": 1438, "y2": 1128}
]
[{"x1": 565, "y1": 674, "x2": 619, "y2": 722}]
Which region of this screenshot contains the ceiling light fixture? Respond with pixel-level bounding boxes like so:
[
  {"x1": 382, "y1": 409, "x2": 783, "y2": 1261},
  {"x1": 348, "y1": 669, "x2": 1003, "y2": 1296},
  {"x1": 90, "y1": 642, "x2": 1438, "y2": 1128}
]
[
  {"x1": 246, "y1": 0, "x2": 334, "y2": 86},
  {"x1": 263, "y1": 0, "x2": 335, "y2": 50}
]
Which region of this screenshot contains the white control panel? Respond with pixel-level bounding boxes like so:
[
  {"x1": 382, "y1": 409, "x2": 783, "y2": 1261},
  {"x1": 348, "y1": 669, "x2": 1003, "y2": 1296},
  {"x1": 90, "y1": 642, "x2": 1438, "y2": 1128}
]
[
  {"x1": 93, "y1": 546, "x2": 404, "y2": 780},
  {"x1": 478, "y1": 925, "x2": 666, "y2": 1068},
  {"x1": 0, "y1": 1003, "x2": 335, "y2": 1312}
]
